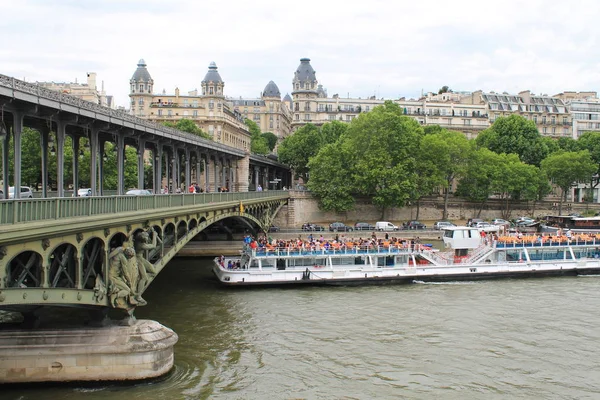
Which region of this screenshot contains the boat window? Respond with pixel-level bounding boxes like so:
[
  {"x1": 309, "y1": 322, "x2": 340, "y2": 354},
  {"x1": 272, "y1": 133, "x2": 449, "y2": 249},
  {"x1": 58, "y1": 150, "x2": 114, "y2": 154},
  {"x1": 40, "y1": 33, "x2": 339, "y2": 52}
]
[
  {"x1": 454, "y1": 230, "x2": 464, "y2": 239},
  {"x1": 395, "y1": 255, "x2": 409, "y2": 265},
  {"x1": 331, "y1": 257, "x2": 355, "y2": 265},
  {"x1": 262, "y1": 259, "x2": 276, "y2": 268},
  {"x1": 249, "y1": 259, "x2": 259, "y2": 269},
  {"x1": 353, "y1": 257, "x2": 365, "y2": 265}
]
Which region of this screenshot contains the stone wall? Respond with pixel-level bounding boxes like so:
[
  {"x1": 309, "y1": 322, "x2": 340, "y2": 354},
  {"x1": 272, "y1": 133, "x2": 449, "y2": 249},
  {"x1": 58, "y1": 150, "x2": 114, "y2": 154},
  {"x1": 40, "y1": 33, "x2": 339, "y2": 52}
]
[{"x1": 273, "y1": 190, "x2": 600, "y2": 227}]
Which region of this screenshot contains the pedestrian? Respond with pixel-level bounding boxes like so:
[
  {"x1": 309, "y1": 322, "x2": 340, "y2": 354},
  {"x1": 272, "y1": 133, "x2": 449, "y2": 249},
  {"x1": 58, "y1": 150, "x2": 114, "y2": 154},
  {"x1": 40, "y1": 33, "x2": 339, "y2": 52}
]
[{"x1": 257, "y1": 185, "x2": 263, "y2": 192}]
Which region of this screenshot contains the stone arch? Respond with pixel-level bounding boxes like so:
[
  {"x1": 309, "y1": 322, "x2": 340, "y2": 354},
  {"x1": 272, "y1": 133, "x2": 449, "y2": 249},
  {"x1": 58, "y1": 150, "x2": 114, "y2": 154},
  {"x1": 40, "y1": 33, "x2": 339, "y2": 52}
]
[
  {"x1": 188, "y1": 218, "x2": 198, "y2": 231},
  {"x1": 48, "y1": 243, "x2": 78, "y2": 288},
  {"x1": 5, "y1": 251, "x2": 43, "y2": 288},
  {"x1": 176, "y1": 220, "x2": 188, "y2": 242},
  {"x1": 109, "y1": 232, "x2": 128, "y2": 252},
  {"x1": 81, "y1": 237, "x2": 105, "y2": 289},
  {"x1": 163, "y1": 223, "x2": 176, "y2": 248}
]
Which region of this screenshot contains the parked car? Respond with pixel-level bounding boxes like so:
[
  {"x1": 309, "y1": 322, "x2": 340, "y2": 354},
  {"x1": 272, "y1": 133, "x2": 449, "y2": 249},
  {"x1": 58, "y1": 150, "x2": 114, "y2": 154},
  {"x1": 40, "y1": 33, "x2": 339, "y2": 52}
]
[
  {"x1": 475, "y1": 222, "x2": 500, "y2": 232},
  {"x1": 354, "y1": 222, "x2": 374, "y2": 231},
  {"x1": 268, "y1": 225, "x2": 280, "y2": 232},
  {"x1": 125, "y1": 189, "x2": 153, "y2": 196},
  {"x1": 467, "y1": 218, "x2": 485, "y2": 227},
  {"x1": 491, "y1": 218, "x2": 511, "y2": 228},
  {"x1": 329, "y1": 222, "x2": 353, "y2": 232},
  {"x1": 514, "y1": 217, "x2": 536, "y2": 226},
  {"x1": 375, "y1": 221, "x2": 399, "y2": 231},
  {"x1": 8, "y1": 186, "x2": 33, "y2": 199},
  {"x1": 433, "y1": 221, "x2": 456, "y2": 230},
  {"x1": 302, "y1": 223, "x2": 325, "y2": 231},
  {"x1": 404, "y1": 220, "x2": 426, "y2": 230},
  {"x1": 73, "y1": 188, "x2": 92, "y2": 197}
]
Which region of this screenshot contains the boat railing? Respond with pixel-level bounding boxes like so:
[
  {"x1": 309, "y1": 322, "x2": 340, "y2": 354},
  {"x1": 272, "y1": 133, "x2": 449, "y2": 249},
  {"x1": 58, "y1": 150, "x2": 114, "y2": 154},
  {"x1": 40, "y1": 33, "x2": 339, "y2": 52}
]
[
  {"x1": 248, "y1": 244, "x2": 434, "y2": 258},
  {"x1": 496, "y1": 237, "x2": 600, "y2": 248}
]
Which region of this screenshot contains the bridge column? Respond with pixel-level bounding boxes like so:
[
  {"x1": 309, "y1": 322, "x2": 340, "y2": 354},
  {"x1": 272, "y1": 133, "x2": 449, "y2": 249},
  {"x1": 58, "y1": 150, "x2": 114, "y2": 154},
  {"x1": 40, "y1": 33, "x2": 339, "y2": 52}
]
[
  {"x1": 221, "y1": 156, "x2": 227, "y2": 191},
  {"x1": 56, "y1": 119, "x2": 66, "y2": 198},
  {"x1": 1, "y1": 121, "x2": 8, "y2": 198},
  {"x1": 154, "y1": 144, "x2": 162, "y2": 194},
  {"x1": 40, "y1": 127, "x2": 49, "y2": 198},
  {"x1": 137, "y1": 139, "x2": 145, "y2": 190},
  {"x1": 170, "y1": 151, "x2": 177, "y2": 194},
  {"x1": 90, "y1": 127, "x2": 99, "y2": 196},
  {"x1": 184, "y1": 150, "x2": 191, "y2": 191},
  {"x1": 98, "y1": 139, "x2": 105, "y2": 196},
  {"x1": 195, "y1": 154, "x2": 201, "y2": 192},
  {"x1": 72, "y1": 135, "x2": 80, "y2": 196},
  {"x1": 12, "y1": 111, "x2": 23, "y2": 198},
  {"x1": 264, "y1": 166, "x2": 270, "y2": 191},
  {"x1": 254, "y1": 165, "x2": 259, "y2": 191},
  {"x1": 208, "y1": 154, "x2": 216, "y2": 192},
  {"x1": 203, "y1": 153, "x2": 210, "y2": 192},
  {"x1": 116, "y1": 134, "x2": 125, "y2": 195}
]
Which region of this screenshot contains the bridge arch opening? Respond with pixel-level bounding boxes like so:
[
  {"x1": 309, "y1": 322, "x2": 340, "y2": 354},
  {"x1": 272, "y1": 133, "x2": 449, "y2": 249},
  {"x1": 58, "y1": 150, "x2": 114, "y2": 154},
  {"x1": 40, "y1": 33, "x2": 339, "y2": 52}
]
[
  {"x1": 163, "y1": 223, "x2": 176, "y2": 249},
  {"x1": 6, "y1": 251, "x2": 43, "y2": 288},
  {"x1": 49, "y1": 243, "x2": 78, "y2": 288},
  {"x1": 81, "y1": 237, "x2": 105, "y2": 289},
  {"x1": 109, "y1": 232, "x2": 128, "y2": 251},
  {"x1": 188, "y1": 218, "x2": 198, "y2": 232},
  {"x1": 176, "y1": 220, "x2": 188, "y2": 243}
]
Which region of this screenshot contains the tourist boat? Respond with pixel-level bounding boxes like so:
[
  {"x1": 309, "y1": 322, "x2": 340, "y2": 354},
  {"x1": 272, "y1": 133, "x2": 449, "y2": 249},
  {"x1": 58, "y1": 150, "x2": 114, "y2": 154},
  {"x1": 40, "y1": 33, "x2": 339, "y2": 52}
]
[
  {"x1": 212, "y1": 227, "x2": 600, "y2": 286},
  {"x1": 540, "y1": 215, "x2": 600, "y2": 233}
]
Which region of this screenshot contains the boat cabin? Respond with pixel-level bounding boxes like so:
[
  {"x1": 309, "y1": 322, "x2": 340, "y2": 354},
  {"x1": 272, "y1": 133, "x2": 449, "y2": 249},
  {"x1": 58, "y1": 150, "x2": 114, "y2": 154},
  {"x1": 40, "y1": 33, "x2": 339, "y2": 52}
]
[{"x1": 442, "y1": 226, "x2": 481, "y2": 249}]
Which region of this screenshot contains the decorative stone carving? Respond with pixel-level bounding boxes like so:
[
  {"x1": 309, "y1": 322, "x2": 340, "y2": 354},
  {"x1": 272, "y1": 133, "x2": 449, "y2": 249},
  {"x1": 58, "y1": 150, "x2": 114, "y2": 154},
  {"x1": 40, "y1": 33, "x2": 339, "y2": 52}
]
[
  {"x1": 0, "y1": 246, "x2": 7, "y2": 260},
  {"x1": 42, "y1": 239, "x2": 50, "y2": 251},
  {"x1": 126, "y1": 224, "x2": 132, "y2": 233},
  {"x1": 104, "y1": 228, "x2": 110, "y2": 238},
  {"x1": 133, "y1": 229, "x2": 159, "y2": 298},
  {"x1": 107, "y1": 246, "x2": 142, "y2": 309},
  {"x1": 76, "y1": 233, "x2": 84, "y2": 243}
]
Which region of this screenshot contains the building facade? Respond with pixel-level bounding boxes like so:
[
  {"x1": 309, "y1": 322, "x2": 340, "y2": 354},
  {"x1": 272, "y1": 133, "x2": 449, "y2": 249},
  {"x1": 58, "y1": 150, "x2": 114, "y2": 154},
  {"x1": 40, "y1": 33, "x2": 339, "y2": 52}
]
[
  {"x1": 553, "y1": 91, "x2": 600, "y2": 139},
  {"x1": 129, "y1": 60, "x2": 251, "y2": 152},
  {"x1": 37, "y1": 72, "x2": 114, "y2": 108},
  {"x1": 230, "y1": 80, "x2": 293, "y2": 146}
]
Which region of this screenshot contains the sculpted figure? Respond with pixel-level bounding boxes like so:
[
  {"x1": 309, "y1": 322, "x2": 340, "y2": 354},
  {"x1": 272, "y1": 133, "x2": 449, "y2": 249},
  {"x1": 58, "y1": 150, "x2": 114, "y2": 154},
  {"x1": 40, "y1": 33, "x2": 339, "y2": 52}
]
[
  {"x1": 108, "y1": 246, "x2": 137, "y2": 308},
  {"x1": 133, "y1": 230, "x2": 159, "y2": 302}
]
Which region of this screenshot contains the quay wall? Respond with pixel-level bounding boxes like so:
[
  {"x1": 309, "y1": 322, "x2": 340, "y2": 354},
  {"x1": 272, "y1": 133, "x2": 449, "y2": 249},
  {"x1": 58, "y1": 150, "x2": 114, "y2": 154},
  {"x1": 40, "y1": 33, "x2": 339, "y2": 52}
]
[{"x1": 274, "y1": 191, "x2": 600, "y2": 227}]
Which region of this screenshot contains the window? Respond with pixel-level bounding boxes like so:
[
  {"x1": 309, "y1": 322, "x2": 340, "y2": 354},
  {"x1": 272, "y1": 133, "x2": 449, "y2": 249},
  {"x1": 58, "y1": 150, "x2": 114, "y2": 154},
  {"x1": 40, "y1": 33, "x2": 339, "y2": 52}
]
[
  {"x1": 542, "y1": 116, "x2": 547, "y2": 124},
  {"x1": 551, "y1": 116, "x2": 556, "y2": 125},
  {"x1": 209, "y1": 100, "x2": 214, "y2": 109},
  {"x1": 253, "y1": 114, "x2": 260, "y2": 121},
  {"x1": 193, "y1": 110, "x2": 198, "y2": 117},
  {"x1": 253, "y1": 107, "x2": 260, "y2": 113},
  {"x1": 346, "y1": 115, "x2": 352, "y2": 121},
  {"x1": 533, "y1": 115, "x2": 538, "y2": 123},
  {"x1": 269, "y1": 102, "x2": 274, "y2": 112},
  {"x1": 366, "y1": 106, "x2": 370, "y2": 112},
  {"x1": 295, "y1": 114, "x2": 299, "y2": 120},
  {"x1": 464, "y1": 119, "x2": 471, "y2": 125},
  {"x1": 305, "y1": 114, "x2": 311, "y2": 121},
  {"x1": 319, "y1": 104, "x2": 324, "y2": 111},
  {"x1": 269, "y1": 121, "x2": 274, "y2": 129},
  {"x1": 329, "y1": 115, "x2": 335, "y2": 121},
  {"x1": 564, "y1": 128, "x2": 569, "y2": 135},
  {"x1": 138, "y1": 98, "x2": 144, "y2": 106},
  {"x1": 183, "y1": 111, "x2": 188, "y2": 116},
  {"x1": 158, "y1": 109, "x2": 162, "y2": 116},
  {"x1": 183, "y1": 99, "x2": 189, "y2": 107},
  {"x1": 563, "y1": 117, "x2": 568, "y2": 125},
  {"x1": 543, "y1": 127, "x2": 547, "y2": 133},
  {"x1": 167, "y1": 110, "x2": 172, "y2": 116},
  {"x1": 139, "y1": 84, "x2": 144, "y2": 92},
  {"x1": 209, "y1": 87, "x2": 214, "y2": 95},
  {"x1": 552, "y1": 127, "x2": 556, "y2": 134}
]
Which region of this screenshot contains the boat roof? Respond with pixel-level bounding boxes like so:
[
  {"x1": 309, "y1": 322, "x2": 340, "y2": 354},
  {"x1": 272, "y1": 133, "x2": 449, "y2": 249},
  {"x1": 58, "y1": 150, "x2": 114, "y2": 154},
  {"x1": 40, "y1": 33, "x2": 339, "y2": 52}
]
[{"x1": 441, "y1": 226, "x2": 478, "y2": 231}]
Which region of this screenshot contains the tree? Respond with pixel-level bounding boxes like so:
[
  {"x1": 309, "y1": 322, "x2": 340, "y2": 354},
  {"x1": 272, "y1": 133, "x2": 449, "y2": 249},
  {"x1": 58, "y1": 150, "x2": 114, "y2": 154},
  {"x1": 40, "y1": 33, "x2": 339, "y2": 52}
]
[
  {"x1": 244, "y1": 119, "x2": 269, "y2": 155},
  {"x1": 307, "y1": 143, "x2": 355, "y2": 212},
  {"x1": 541, "y1": 150, "x2": 596, "y2": 214},
  {"x1": 494, "y1": 154, "x2": 541, "y2": 219},
  {"x1": 418, "y1": 130, "x2": 471, "y2": 219},
  {"x1": 278, "y1": 124, "x2": 322, "y2": 182},
  {"x1": 476, "y1": 115, "x2": 550, "y2": 166},
  {"x1": 456, "y1": 148, "x2": 505, "y2": 216},
  {"x1": 423, "y1": 125, "x2": 443, "y2": 136},
  {"x1": 320, "y1": 120, "x2": 348, "y2": 144},
  {"x1": 438, "y1": 86, "x2": 451, "y2": 94},
  {"x1": 344, "y1": 101, "x2": 423, "y2": 217},
  {"x1": 162, "y1": 119, "x2": 212, "y2": 140},
  {"x1": 261, "y1": 132, "x2": 277, "y2": 151},
  {"x1": 577, "y1": 131, "x2": 600, "y2": 200}
]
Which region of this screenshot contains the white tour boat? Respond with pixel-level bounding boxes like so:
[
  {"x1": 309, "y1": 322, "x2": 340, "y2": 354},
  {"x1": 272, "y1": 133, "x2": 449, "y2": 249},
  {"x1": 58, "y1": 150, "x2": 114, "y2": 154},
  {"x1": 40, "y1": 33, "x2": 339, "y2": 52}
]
[{"x1": 212, "y1": 227, "x2": 600, "y2": 286}]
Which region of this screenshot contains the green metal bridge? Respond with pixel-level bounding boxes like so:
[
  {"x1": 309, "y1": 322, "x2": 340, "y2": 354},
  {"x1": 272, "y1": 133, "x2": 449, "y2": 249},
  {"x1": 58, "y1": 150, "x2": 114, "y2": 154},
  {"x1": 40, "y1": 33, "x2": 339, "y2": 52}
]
[{"x1": 0, "y1": 191, "x2": 288, "y2": 318}]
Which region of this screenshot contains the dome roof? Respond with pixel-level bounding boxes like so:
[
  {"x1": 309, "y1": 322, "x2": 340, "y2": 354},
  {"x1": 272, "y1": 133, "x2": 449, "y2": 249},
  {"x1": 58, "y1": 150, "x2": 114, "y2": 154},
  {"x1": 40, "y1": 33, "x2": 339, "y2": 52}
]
[
  {"x1": 131, "y1": 59, "x2": 152, "y2": 82},
  {"x1": 202, "y1": 61, "x2": 223, "y2": 83},
  {"x1": 283, "y1": 93, "x2": 292, "y2": 102},
  {"x1": 294, "y1": 58, "x2": 316, "y2": 83},
  {"x1": 263, "y1": 81, "x2": 281, "y2": 98}
]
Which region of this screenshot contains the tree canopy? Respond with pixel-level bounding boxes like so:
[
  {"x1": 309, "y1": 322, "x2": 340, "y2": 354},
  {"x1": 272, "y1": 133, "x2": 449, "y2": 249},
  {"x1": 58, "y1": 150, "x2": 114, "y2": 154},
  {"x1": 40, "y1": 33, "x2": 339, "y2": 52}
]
[
  {"x1": 476, "y1": 115, "x2": 550, "y2": 166},
  {"x1": 162, "y1": 119, "x2": 212, "y2": 140},
  {"x1": 244, "y1": 118, "x2": 270, "y2": 155}
]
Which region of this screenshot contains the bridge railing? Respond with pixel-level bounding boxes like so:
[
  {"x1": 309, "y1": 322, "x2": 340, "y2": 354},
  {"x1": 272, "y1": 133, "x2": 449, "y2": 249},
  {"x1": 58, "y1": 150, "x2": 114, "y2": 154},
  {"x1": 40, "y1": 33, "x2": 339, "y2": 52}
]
[{"x1": 0, "y1": 191, "x2": 288, "y2": 225}]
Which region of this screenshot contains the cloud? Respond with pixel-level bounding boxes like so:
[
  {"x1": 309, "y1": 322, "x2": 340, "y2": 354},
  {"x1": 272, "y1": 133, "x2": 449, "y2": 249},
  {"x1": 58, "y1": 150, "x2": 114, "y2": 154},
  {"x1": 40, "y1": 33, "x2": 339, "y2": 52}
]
[{"x1": 2, "y1": 0, "x2": 599, "y2": 107}]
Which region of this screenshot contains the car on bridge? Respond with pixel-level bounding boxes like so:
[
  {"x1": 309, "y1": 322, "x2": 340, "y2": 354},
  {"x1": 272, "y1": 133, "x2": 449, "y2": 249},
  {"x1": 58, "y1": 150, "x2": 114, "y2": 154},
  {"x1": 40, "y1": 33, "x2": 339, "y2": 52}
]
[
  {"x1": 302, "y1": 223, "x2": 325, "y2": 231},
  {"x1": 73, "y1": 188, "x2": 92, "y2": 197},
  {"x1": 8, "y1": 186, "x2": 33, "y2": 199},
  {"x1": 329, "y1": 222, "x2": 353, "y2": 232},
  {"x1": 126, "y1": 189, "x2": 153, "y2": 196},
  {"x1": 268, "y1": 225, "x2": 280, "y2": 232}
]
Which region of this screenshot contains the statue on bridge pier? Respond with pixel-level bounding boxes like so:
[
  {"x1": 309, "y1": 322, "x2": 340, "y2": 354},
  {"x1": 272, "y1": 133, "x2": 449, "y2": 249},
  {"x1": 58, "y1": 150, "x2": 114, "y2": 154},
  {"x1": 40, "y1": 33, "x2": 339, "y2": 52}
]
[{"x1": 133, "y1": 229, "x2": 158, "y2": 299}]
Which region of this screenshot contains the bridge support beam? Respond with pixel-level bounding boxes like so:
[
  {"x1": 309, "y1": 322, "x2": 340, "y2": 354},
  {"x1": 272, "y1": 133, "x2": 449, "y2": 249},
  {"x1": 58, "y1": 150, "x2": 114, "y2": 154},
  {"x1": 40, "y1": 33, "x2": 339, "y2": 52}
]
[
  {"x1": 0, "y1": 320, "x2": 178, "y2": 383},
  {"x1": 12, "y1": 111, "x2": 23, "y2": 198},
  {"x1": 56, "y1": 119, "x2": 66, "y2": 198}
]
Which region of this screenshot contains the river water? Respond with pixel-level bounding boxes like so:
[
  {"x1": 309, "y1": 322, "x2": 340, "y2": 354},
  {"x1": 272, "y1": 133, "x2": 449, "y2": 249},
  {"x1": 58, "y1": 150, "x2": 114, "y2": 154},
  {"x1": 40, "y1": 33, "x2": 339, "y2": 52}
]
[{"x1": 3, "y1": 257, "x2": 600, "y2": 400}]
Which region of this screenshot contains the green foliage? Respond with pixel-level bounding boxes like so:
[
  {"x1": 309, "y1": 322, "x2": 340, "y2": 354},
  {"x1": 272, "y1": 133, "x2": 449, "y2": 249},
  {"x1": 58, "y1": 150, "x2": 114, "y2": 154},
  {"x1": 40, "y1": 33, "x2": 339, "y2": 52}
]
[
  {"x1": 162, "y1": 119, "x2": 212, "y2": 140},
  {"x1": 261, "y1": 132, "x2": 278, "y2": 151},
  {"x1": 307, "y1": 143, "x2": 355, "y2": 211},
  {"x1": 423, "y1": 125, "x2": 443, "y2": 136},
  {"x1": 456, "y1": 147, "x2": 505, "y2": 203},
  {"x1": 244, "y1": 118, "x2": 269, "y2": 155},
  {"x1": 542, "y1": 150, "x2": 596, "y2": 199},
  {"x1": 278, "y1": 124, "x2": 322, "y2": 182},
  {"x1": 556, "y1": 137, "x2": 579, "y2": 152},
  {"x1": 418, "y1": 129, "x2": 472, "y2": 218},
  {"x1": 438, "y1": 86, "x2": 451, "y2": 94},
  {"x1": 320, "y1": 120, "x2": 348, "y2": 144},
  {"x1": 476, "y1": 115, "x2": 550, "y2": 166}
]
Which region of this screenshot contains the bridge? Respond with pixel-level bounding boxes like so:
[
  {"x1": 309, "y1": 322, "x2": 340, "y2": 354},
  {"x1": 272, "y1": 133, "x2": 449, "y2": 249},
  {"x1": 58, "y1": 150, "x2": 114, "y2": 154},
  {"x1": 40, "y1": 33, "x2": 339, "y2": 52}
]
[
  {"x1": 0, "y1": 73, "x2": 291, "y2": 198},
  {"x1": 0, "y1": 191, "x2": 288, "y2": 319}
]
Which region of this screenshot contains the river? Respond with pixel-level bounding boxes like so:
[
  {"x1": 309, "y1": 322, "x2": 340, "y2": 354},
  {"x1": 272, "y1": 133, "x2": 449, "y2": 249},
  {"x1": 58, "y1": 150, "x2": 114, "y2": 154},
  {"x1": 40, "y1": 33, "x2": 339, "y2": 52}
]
[{"x1": 3, "y1": 257, "x2": 600, "y2": 400}]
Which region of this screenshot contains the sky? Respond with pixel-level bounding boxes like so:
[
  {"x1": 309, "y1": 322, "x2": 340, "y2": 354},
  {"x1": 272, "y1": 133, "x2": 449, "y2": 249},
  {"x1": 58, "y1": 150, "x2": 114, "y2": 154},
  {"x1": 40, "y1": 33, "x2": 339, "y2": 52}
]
[{"x1": 2, "y1": 0, "x2": 600, "y2": 108}]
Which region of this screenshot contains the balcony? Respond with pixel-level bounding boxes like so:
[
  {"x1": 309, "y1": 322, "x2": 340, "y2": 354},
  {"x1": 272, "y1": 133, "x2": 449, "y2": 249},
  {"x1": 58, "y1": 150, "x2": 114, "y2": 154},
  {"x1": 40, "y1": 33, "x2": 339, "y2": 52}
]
[{"x1": 150, "y1": 102, "x2": 178, "y2": 108}]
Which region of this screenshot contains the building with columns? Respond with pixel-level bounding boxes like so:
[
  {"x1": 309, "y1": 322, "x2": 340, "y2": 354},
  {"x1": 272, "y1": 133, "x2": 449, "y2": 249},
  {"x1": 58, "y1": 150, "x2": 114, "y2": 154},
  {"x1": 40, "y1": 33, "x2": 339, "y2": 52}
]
[
  {"x1": 129, "y1": 59, "x2": 251, "y2": 153},
  {"x1": 36, "y1": 72, "x2": 114, "y2": 108}
]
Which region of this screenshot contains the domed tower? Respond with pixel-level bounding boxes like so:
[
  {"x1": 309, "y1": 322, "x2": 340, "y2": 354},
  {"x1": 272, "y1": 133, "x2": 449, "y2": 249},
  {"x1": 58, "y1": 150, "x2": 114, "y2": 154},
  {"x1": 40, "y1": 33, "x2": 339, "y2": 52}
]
[
  {"x1": 129, "y1": 59, "x2": 154, "y2": 117},
  {"x1": 291, "y1": 58, "x2": 319, "y2": 129},
  {"x1": 262, "y1": 80, "x2": 281, "y2": 99},
  {"x1": 317, "y1": 84, "x2": 327, "y2": 98},
  {"x1": 201, "y1": 61, "x2": 224, "y2": 98},
  {"x1": 283, "y1": 93, "x2": 292, "y2": 110}
]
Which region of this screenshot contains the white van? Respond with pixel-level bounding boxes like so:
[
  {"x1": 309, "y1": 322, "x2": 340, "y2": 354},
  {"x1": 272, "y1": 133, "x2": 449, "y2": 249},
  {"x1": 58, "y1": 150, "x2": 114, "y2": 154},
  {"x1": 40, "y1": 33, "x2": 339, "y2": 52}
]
[{"x1": 375, "y1": 221, "x2": 399, "y2": 231}]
